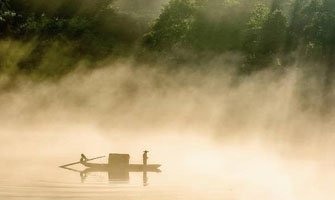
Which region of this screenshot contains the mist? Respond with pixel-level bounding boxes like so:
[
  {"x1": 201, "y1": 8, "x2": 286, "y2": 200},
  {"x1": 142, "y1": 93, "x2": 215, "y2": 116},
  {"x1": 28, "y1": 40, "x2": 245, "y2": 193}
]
[
  {"x1": 0, "y1": 56, "x2": 335, "y2": 199},
  {"x1": 1, "y1": 0, "x2": 335, "y2": 199},
  {"x1": 1, "y1": 56, "x2": 334, "y2": 157}
]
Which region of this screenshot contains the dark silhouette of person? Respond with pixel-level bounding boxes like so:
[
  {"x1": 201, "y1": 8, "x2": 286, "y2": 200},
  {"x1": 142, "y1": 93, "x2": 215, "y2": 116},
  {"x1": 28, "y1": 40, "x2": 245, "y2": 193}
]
[
  {"x1": 80, "y1": 154, "x2": 88, "y2": 163},
  {"x1": 143, "y1": 150, "x2": 149, "y2": 186},
  {"x1": 143, "y1": 150, "x2": 148, "y2": 166}
]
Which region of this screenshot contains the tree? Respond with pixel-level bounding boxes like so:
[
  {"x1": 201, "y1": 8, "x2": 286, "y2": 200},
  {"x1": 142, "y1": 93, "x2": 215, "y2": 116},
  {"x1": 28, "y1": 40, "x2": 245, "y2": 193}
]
[
  {"x1": 270, "y1": 0, "x2": 282, "y2": 12},
  {"x1": 0, "y1": 0, "x2": 10, "y2": 24},
  {"x1": 260, "y1": 9, "x2": 287, "y2": 56},
  {"x1": 314, "y1": 0, "x2": 335, "y2": 101},
  {"x1": 187, "y1": 0, "x2": 250, "y2": 52},
  {"x1": 0, "y1": 0, "x2": 9, "y2": 15},
  {"x1": 317, "y1": 0, "x2": 335, "y2": 63},
  {"x1": 242, "y1": 1, "x2": 287, "y2": 71},
  {"x1": 285, "y1": 0, "x2": 307, "y2": 51},
  {"x1": 243, "y1": 2, "x2": 270, "y2": 58},
  {"x1": 300, "y1": 0, "x2": 322, "y2": 57},
  {"x1": 0, "y1": 0, "x2": 143, "y2": 78},
  {"x1": 143, "y1": 0, "x2": 195, "y2": 51}
]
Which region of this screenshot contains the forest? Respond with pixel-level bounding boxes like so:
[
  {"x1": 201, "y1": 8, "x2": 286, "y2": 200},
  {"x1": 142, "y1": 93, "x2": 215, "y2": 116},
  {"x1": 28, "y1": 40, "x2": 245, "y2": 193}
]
[{"x1": 0, "y1": 0, "x2": 334, "y2": 80}]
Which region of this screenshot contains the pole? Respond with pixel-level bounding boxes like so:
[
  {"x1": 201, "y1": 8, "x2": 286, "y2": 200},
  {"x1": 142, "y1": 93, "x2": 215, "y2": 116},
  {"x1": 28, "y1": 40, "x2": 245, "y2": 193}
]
[{"x1": 59, "y1": 155, "x2": 105, "y2": 168}]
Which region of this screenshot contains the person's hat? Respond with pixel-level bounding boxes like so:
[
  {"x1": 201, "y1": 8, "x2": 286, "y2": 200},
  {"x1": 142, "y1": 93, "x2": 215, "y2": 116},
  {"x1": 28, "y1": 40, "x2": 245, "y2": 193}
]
[{"x1": 144, "y1": 150, "x2": 149, "y2": 153}]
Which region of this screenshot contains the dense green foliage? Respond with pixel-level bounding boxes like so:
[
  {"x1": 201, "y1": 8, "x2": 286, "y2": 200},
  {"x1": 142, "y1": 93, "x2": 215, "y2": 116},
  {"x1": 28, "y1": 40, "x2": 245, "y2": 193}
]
[
  {"x1": 144, "y1": 0, "x2": 334, "y2": 71},
  {"x1": 0, "y1": 0, "x2": 148, "y2": 79},
  {"x1": 0, "y1": 0, "x2": 334, "y2": 79},
  {"x1": 143, "y1": 0, "x2": 195, "y2": 51}
]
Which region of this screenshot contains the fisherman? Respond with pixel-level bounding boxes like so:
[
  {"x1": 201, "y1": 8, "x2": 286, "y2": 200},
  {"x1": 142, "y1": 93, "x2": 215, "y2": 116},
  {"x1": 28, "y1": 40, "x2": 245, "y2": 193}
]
[
  {"x1": 143, "y1": 150, "x2": 148, "y2": 166},
  {"x1": 80, "y1": 154, "x2": 88, "y2": 163}
]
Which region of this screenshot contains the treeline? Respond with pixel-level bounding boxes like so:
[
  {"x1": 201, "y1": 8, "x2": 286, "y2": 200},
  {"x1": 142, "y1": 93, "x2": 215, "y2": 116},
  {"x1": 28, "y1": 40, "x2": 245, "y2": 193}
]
[
  {"x1": 0, "y1": 0, "x2": 334, "y2": 79},
  {"x1": 0, "y1": 0, "x2": 149, "y2": 79},
  {"x1": 145, "y1": 0, "x2": 335, "y2": 72}
]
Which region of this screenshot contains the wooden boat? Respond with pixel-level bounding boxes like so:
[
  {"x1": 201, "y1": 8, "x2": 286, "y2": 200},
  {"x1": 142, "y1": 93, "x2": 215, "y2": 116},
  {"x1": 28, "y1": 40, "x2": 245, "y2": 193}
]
[
  {"x1": 60, "y1": 152, "x2": 161, "y2": 184},
  {"x1": 81, "y1": 162, "x2": 161, "y2": 172},
  {"x1": 80, "y1": 153, "x2": 161, "y2": 172}
]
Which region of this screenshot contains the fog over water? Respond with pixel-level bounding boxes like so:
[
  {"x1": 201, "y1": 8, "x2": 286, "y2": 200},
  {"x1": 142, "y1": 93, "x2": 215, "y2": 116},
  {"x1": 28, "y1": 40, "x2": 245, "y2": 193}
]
[
  {"x1": 1, "y1": 0, "x2": 335, "y2": 198},
  {"x1": 0, "y1": 59, "x2": 334, "y2": 199}
]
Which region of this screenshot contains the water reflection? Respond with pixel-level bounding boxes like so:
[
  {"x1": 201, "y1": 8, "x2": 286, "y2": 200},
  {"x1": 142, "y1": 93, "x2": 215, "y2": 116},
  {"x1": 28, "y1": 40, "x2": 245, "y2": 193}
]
[
  {"x1": 143, "y1": 171, "x2": 148, "y2": 186},
  {"x1": 77, "y1": 167, "x2": 151, "y2": 186}
]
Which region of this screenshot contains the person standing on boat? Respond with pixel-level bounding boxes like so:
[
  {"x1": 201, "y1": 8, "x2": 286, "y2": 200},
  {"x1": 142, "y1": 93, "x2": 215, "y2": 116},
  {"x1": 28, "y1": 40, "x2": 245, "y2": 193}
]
[
  {"x1": 142, "y1": 151, "x2": 149, "y2": 186},
  {"x1": 143, "y1": 150, "x2": 148, "y2": 166}
]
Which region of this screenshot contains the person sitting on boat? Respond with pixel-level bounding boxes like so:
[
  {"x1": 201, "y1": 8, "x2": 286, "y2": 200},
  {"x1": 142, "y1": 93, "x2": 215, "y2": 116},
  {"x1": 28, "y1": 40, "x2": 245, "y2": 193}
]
[{"x1": 80, "y1": 154, "x2": 88, "y2": 164}]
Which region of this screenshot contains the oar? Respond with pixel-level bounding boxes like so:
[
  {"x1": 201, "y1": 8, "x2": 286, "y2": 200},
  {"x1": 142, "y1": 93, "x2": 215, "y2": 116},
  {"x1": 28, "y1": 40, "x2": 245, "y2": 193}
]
[{"x1": 59, "y1": 156, "x2": 105, "y2": 168}]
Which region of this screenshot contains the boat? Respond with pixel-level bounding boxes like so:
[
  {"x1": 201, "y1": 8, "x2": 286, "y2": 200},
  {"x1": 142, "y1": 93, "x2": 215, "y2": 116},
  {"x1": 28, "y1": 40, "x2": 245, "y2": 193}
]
[
  {"x1": 81, "y1": 162, "x2": 161, "y2": 172},
  {"x1": 60, "y1": 151, "x2": 161, "y2": 184},
  {"x1": 79, "y1": 153, "x2": 161, "y2": 172}
]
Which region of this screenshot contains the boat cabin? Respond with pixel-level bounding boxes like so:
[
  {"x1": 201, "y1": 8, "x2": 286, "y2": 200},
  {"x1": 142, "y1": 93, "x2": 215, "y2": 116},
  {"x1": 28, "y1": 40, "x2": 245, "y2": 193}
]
[{"x1": 108, "y1": 154, "x2": 130, "y2": 168}]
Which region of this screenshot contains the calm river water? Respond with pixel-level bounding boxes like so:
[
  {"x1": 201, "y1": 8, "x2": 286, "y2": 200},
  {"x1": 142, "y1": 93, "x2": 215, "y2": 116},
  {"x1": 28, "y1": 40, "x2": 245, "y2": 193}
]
[{"x1": 1, "y1": 136, "x2": 334, "y2": 200}]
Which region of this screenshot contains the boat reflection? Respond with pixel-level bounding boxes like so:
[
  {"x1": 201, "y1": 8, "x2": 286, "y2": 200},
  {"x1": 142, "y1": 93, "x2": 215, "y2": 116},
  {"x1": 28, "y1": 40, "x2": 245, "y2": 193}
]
[{"x1": 77, "y1": 166, "x2": 158, "y2": 186}]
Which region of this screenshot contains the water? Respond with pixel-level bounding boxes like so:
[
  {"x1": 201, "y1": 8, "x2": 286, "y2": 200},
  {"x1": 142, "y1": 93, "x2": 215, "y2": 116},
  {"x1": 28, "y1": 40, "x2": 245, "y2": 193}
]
[
  {"x1": 1, "y1": 124, "x2": 334, "y2": 200},
  {"x1": 0, "y1": 158, "x2": 231, "y2": 200},
  {"x1": 1, "y1": 136, "x2": 334, "y2": 200}
]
